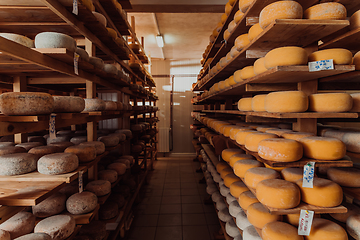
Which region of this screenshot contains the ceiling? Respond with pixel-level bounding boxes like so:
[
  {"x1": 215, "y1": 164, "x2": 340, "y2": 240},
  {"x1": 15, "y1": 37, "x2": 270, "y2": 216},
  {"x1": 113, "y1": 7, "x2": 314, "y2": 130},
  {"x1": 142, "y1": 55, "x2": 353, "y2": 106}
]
[{"x1": 127, "y1": 0, "x2": 227, "y2": 61}]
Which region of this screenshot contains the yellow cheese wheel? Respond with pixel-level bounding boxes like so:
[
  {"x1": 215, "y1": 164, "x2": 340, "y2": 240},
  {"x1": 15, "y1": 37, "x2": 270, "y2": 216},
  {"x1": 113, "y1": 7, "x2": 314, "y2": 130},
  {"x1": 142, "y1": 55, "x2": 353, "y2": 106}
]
[
  {"x1": 281, "y1": 168, "x2": 303, "y2": 183},
  {"x1": 257, "y1": 179, "x2": 301, "y2": 209},
  {"x1": 327, "y1": 167, "x2": 360, "y2": 187},
  {"x1": 353, "y1": 52, "x2": 360, "y2": 71},
  {"x1": 223, "y1": 125, "x2": 235, "y2": 137},
  {"x1": 282, "y1": 132, "x2": 315, "y2": 141},
  {"x1": 230, "y1": 181, "x2": 248, "y2": 198},
  {"x1": 350, "y1": 10, "x2": 360, "y2": 30},
  {"x1": 238, "y1": 191, "x2": 259, "y2": 211},
  {"x1": 238, "y1": 97, "x2": 253, "y2": 111},
  {"x1": 230, "y1": 126, "x2": 252, "y2": 140},
  {"x1": 239, "y1": 0, "x2": 254, "y2": 13},
  {"x1": 234, "y1": 10, "x2": 244, "y2": 23},
  {"x1": 259, "y1": 1, "x2": 303, "y2": 29},
  {"x1": 265, "y1": 91, "x2": 308, "y2": 113},
  {"x1": 212, "y1": 29, "x2": 219, "y2": 38},
  {"x1": 224, "y1": 173, "x2": 241, "y2": 187},
  {"x1": 229, "y1": 153, "x2": 254, "y2": 167},
  {"x1": 248, "y1": 23, "x2": 263, "y2": 42},
  {"x1": 229, "y1": 0, "x2": 236, "y2": 7},
  {"x1": 218, "y1": 81, "x2": 226, "y2": 90},
  {"x1": 225, "y1": 2, "x2": 232, "y2": 16},
  {"x1": 226, "y1": 75, "x2": 236, "y2": 86},
  {"x1": 296, "y1": 177, "x2": 343, "y2": 207},
  {"x1": 308, "y1": 49, "x2": 353, "y2": 65},
  {"x1": 265, "y1": 128, "x2": 292, "y2": 136},
  {"x1": 235, "y1": 130, "x2": 257, "y2": 145},
  {"x1": 306, "y1": 218, "x2": 347, "y2": 240},
  {"x1": 234, "y1": 34, "x2": 250, "y2": 51},
  {"x1": 244, "y1": 132, "x2": 278, "y2": 152},
  {"x1": 240, "y1": 66, "x2": 256, "y2": 80},
  {"x1": 244, "y1": 167, "x2": 280, "y2": 189},
  {"x1": 253, "y1": 58, "x2": 268, "y2": 75},
  {"x1": 228, "y1": 20, "x2": 237, "y2": 33},
  {"x1": 217, "y1": 162, "x2": 230, "y2": 173},
  {"x1": 252, "y1": 94, "x2": 267, "y2": 112},
  {"x1": 221, "y1": 13, "x2": 228, "y2": 24},
  {"x1": 256, "y1": 127, "x2": 276, "y2": 133},
  {"x1": 258, "y1": 138, "x2": 303, "y2": 162},
  {"x1": 262, "y1": 221, "x2": 303, "y2": 240},
  {"x1": 247, "y1": 202, "x2": 282, "y2": 229},
  {"x1": 220, "y1": 167, "x2": 234, "y2": 179},
  {"x1": 223, "y1": 29, "x2": 231, "y2": 41},
  {"x1": 230, "y1": 46, "x2": 240, "y2": 58},
  {"x1": 299, "y1": 136, "x2": 346, "y2": 160},
  {"x1": 264, "y1": 46, "x2": 308, "y2": 69},
  {"x1": 233, "y1": 159, "x2": 263, "y2": 178},
  {"x1": 233, "y1": 69, "x2": 243, "y2": 83},
  {"x1": 222, "y1": 148, "x2": 244, "y2": 162},
  {"x1": 304, "y1": 3, "x2": 347, "y2": 20},
  {"x1": 309, "y1": 93, "x2": 353, "y2": 113},
  {"x1": 285, "y1": 213, "x2": 300, "y2": 226},
  {"x1": 224, "y1": 78, "x2": 232, "y2": 88},
  {"x1": 264, "y1": 163, "x2": 286, "y2": 172}
]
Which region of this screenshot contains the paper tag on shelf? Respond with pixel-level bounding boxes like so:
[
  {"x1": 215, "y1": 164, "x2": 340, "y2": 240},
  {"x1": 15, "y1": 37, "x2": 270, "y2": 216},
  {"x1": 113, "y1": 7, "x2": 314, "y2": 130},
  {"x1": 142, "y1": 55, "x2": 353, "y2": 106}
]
[
  {"x1": 308, "y1": 59, "x2": 334, "y2": 72},
  {"x1": 303, "y1": 162, "x2": 315, "y2": 188},
  {"x1": 79, "y1": 170, "x2": 84, "y2": 193},
  {"x1": 49, "y1": 113, "x2": 56, "y2": 140},
  {"x1": 74, "y1": 52, "x2": 80, "y2": 75},
  {"x1": 298, "y1": 209, "x2": 314, "y2": 236},
  {"x1": 72, "y1": 0, "x2": 78, "y2": 15}
]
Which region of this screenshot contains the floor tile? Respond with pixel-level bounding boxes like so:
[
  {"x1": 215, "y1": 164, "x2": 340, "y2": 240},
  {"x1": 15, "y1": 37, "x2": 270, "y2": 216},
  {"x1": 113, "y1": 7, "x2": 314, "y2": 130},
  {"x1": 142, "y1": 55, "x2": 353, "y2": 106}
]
[
  {"x1": 202, "y1": 203, "x2": 217, "y2": 213},
  {"x1": 183, "y1": 225, "x2": 211, "y2": 240},
  {"x1": 164, "y1": 182, "x2": 181, "y2": 189},
  {"x1": 208, "y1": 225, "x2": 221, "y2": 240},
  {"x1": 160, "y1": 204, "x2": 182, "y2": 214},
  {"x1": 205, "y1": 212, "x2": 220, "y2": 225},
  {"x1": 182, "y1": 213, "x2": 207, "y2": 225},
  {"x1": 162, "y1": 196, "x2": 181, "y2": 204},
  {"x1": 134, "y1": 204, "x2": 161, "y2": 215},
  {"x1": 157, "y1": 214, "x2": 182, "y2": 226},
  {"x1": 141, "y1": 196, "x2": 162, "y2": 205},
  {"x1": 181, "y1": 188, "x2": 200, "y2": 196},
  {"x1": 182, "y1": 204, "x2": 204, "y2": 213},
  {"x1": 155, "y1": 226, "x2": 182, "y2": 240},
  {"x1": 181, "y1": 182, "x2": 199, "y2": 189},
  {"x1": 181, "y1": 195, "x2": 201, "y2": 204},
  {"x1": 163, "y1": 189, "x2": 181, "y2": 196},
  {"x1": 132, "y1": 215, "x2": 159, "y2": 227},
  {"x1": 127, "y1": 226, "x2": 156, "y2": 240}
]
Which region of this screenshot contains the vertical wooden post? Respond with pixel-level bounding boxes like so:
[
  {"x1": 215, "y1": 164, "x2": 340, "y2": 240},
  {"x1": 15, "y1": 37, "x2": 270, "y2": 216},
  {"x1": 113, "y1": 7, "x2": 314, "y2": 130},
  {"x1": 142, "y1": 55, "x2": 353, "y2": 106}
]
[
  {"x1": 215, "y1": 102, "x2": 220, "y2": 110},
  {"x1": 13, "y1": 76, "x2": 28, "y2": 143},
  {"x1": 225, "y1": 99, "x2": 232, "y2": 110},
  {"x1": 131, "y1": 16, "x2": 136, "y2": 44},
  {"x1": 70, "y1": 92, "x2": 76, "y2": 131}
]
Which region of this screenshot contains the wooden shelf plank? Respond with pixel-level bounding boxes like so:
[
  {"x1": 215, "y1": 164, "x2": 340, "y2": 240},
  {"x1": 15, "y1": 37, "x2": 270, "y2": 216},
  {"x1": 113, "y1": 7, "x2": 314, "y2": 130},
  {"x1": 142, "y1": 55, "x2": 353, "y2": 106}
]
[
  {"x1": 268, "y1": 202, "x2": 348, "y2": 214},
  {"x1": 320, "y1": 27, "x2": 360, "y2": 51},
  {"x1": 63, "y1": 204, "x2": 100, "y2": 225},
  {"x1": 0, "y1": 206, "x2": 26, "y2": 224},
  {"x1": 80, "y1": 151, "x2": 109, "y2": 169}
]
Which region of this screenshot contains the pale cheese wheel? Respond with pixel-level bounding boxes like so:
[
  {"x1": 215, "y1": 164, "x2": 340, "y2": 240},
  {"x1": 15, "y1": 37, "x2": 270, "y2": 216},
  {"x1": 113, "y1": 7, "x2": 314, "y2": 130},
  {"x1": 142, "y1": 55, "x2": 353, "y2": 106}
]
[
  {"x1": 296, "y1": 177, "x2": 343, "y2": 207},
  {"x1": 233, "y1": 69, "x2": 243, "y2": 83},
  {"x1": 259, "y1": 1, "x2": 303, "y2": 29},
  {"x1": 230, "y1": 181, "x2": 248, "y2": 198},
  {"x1": 258, "y1": 138, "x2": 303, "y2": 162},
  {"x1": 262, "y1": 221, "x2": 303, "y2": 240},
  {"x1": 28, "y1": 146, "x2": 61, "y2": 158},
  {"x1": 238, "y1": 97, "x2": 253, "y2": 111},
  {"x1": 330, "y1": 202, "x2": 360, "y2": 223},
  {"x1": 248, "y1": 23, "x2": 263, "y2": 42},
  {"x1": 225, "y1": 219, "x2": 240, "y2": 238},
  {"x1": 216, "y1": 198, "x2": 227, "y2": 211},
  {"x1": 264, "y1": 46, "x2": 308, "y2": 69},
  {"x1": 229, "y1": 153, "x2": 254, "y2": 167},
  {"x1": 206, "y1": 184, "x2": 217, "y2": 195},
  {"x1": 218, "y1": 208, "x2": 232, "y2": 222},
  {"x1": 235, "y1": 210, "x2": 251, "y2": 230},
  {"x1": 238, "y1": 191, "x2": 259, "y2": 211},
  {"x1": 0, "y1": 33, "x2": 34, "y2": 48},
  {"x1": 244, "y1": 132, "x2": 278, "y2": 152},
  {"x1": 53, "y1": 96, "x2": 85, "y2": 113},
  {"x1": 34, "y1": 215, "x2": 75, "y2": 240},
  {"x1": 228, "y1": 20, "x2": 237, "y2": 33},
  {"x1": 307, "y1": 218, "x2": 347, "y2": 240},
  {"x1": 98, "y1": 135, "x2": 119, "y2": 147},
  {"x1": 104, "y1": 101, "x2": 117, "y2": 111},
  {"x1": 299, "y1": 136, "x2": 346, "y2": 160},
  {"x1": 304, "y1": 3, "x2": 346, "y2": 20},
  {"x1": 235, "y1": 130, "x2": 256, "y2": 145},
  {"x1": 265, "y1": 91, "x2": 308, "y2": 113},
  {"x1": 234, "y1": 34, "x2": 250, "y2": 51},
  {"x1": 32, "y1": 192, "x2": 66, "y2": 218},
  {"x1": 103, "y1": 64, "x2": 118, "y2": 75},
  {"x1": 223, "y1": 30, "x2": 231, "y2": 41},
  {"x1": 220, "y1": 185, "x2": 231, "y2": 197},
  {"x1": 0, "y1": 153, "x2": 38, "y2": 176},
  {"x1": 350, "y1": 10, "x2": 360, "y2": 30},
  {"x1": 234, "y1": 159, "x2": 263, "y2": 178},
  {"x1": 281, "y1": 168, "x2": 303, "y2": 183},
  {"x1": 79, "y1": 141, "x2": 105, "y2": 155},
  {"x1": 69, "y1": 136, "x2": 87, "y2": 145},
  {"x1": 230, "y1": 46, "x2": 240, "y2": 59},
  {"x1": 86, "y1": 180, "x2": 111, "y2": 197},
  {"x1": 239, "y1": 0, "x2": 254, "y2": 13},
  {"x1": 0, "y1": 146, "x2": 26, "y2": 156},
  {"x1": 282, "y1": 131, "x2": 314, "y2": 141},
  {"x1": 234, "y1": 10, "x2": 244, "y2": 23},
  {"x1": 14, "y1": 233, "x2": 51, "y2": 240},
  {"x1": 83, "y1": 98, "x2": 105, "y2": 112},
  {"x1": 212, "y1": 192, "x2": 223, "y2": 203},
  {"x1": 64, "y1": 145, "x2": 96, "y2": 163},
  {"x1": 256, "y1": 179, "x2": 300, "y2": 209},
  {"x1": 38, "y1": 153, "x2": 79, "y2": 175},
  {"x1": 0, "y1": 212, "x2": 35, "y2": 239},
  {"x1": 222, "y1": 148, "x2": 244, "y2": 162},
  {"x1": 251, "y1": 94, "x2": 267, "y2": 112},
  {"x1": 309, "y1": 93, "x2": 353, "y2": 112},
  {"x1": 107, "y1": 163, "x2": 126, "y2": 175},
  {"x1": 247, "y1": 202, "x2": 282, "y2": 229},
  {"x1": 240, "y1": 66, "x2": 255, "y2": 80},
  {"x1": 89, "y1": 57, "x2": 104, "y2": 70},
  {"x1": 244, "y1": 167, "x2": 280, "y2": 189},
  {"x1": 253, "y1": 58, "x2": 267, "y2": 75},
  {"x1": 309, "y1": 49, "x2": 353, "y2": 65},
  {"x1": 66, "y1": 191, "x2": 98, "y2": 215},
  {"x1": 347, "y1": 214, "x2": 360, "y2": 239},
  {"x1": 224, "y1": 173, "x2": 241, "y2": 187},
  {"x1": 327, "y1": 167, "x2": 360, "y2": 187},
  {"x1": 98, "y1": 169, "x2": 118, "y2": 183},
  {"x1": 243, "y1": 225, "x2": 262, "y2": 240},
  {"x1": 351, "y1": 93, "x2": 360, "y2": 111},
  {"x1": 35, "y1": 32, "x2": 76, "y2": 52},
  {"x1": 342, "y1": 132, "x2": 360, "y2": 153},
  {"x1": 228, "y1": 197, "x2": 241, "y2": 213},
  {"x1": 99, "y1": 201, "x2": 118, "y2": 220}
]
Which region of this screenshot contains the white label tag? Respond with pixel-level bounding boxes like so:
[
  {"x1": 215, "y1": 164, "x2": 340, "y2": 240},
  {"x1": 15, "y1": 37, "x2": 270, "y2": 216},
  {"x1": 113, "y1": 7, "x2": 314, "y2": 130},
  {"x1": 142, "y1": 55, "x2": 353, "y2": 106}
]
[
  {"x1": 72, "y1": 0, "x2": 78, "y2": 15},
  {"x1": 303, "y1": 162, "x2": 315, "y2": 188},
  {"x1": 308, "y1": 59, "x2": 334, "y2": 72},
  {"x1": 74, "y1": 52, "x2": 79, "y2": 75},
  {"x1": 298, "y1": 209, "x2": 314, "y2": 236},
  {"x1": 79, "y1": 170, "x2": 84, "y2": 193},
  {"x1": 49, "y1": 114, "x2": 56, "y2": 140}
]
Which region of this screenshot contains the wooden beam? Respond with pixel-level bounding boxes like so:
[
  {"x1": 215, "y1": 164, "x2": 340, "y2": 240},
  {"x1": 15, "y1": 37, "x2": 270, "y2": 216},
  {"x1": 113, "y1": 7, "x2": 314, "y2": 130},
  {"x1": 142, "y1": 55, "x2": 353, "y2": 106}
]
[
  {"x1": 126, "y1": 4, "x2": 225, "y2": 13},
  {"x1": 13, "y1": 76, "x2": 28, "y2": 143},
  {"x1": 246, "y1": 83, "x2": 297, "y2": 92}
]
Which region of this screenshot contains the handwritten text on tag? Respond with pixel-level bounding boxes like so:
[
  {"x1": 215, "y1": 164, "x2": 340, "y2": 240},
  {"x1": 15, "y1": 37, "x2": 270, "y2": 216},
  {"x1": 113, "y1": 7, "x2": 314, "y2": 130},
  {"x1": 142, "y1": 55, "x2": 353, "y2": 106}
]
[
  {"x1": 298, "y1": 209, "x2": 314, "y2": 236},
  {"x1": 309, "y1": 59, "x2": 334, "y2": 72},
  {"x1": 303, "y1": 162, "x2": 315, "y2": 188}
]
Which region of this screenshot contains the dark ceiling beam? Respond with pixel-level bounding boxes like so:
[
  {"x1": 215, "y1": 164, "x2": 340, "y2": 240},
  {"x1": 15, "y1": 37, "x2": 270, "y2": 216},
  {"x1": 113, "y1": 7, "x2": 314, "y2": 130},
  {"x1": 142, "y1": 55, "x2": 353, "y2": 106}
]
[{"x1": 126, "y1": 5, "x2": 225, "y2": 13}]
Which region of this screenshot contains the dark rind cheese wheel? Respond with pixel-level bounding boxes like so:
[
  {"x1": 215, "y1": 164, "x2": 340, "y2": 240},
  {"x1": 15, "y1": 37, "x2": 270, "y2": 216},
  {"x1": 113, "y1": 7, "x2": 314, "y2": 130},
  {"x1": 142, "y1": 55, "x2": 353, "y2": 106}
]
[
  {"x1": 108, "y1": 194, "x2": 125, "y2": 208},
  {"x1": 56, "y1": 131, "x2": 74, "y2": 136},
  {"x1": 0, "y1": 229, "x2": 10, "y2": 240},
  {"x1": 98, "y1": 170, "x2": 118, "y2": 183},
  {"x1": 34, "y1": 215, "x2": 75, "y2": 240},
  {"x1": 53, "y1": 96, "x2": 85, "y2": 113},
  {"x1": 85, "y1": 180, "x2": 111, "y2": 196},
  {"x1": 28, "y1": 146, "x2": 61, "y2": 158},
  {"x1": 99, "y1": 201, "x2": 118, "y2": 220},
  {"x1": 14, "y1": 233, "x2": 51, "y2": 240},
  {"x1": 104, "y1": 101, "x2": 117, "y2": 111},
  {"x1": 0, "y1": 153, "x2": 38, "y2": 176},
  {"x1": 131, "y1": 124, "x2": 143, "y2": 132},
  {"x1": 97, "y1": 136, "x2": 119, "y2": 147},
  {"x1": 32, "y1": 192, "x2": 66, "y2": 218},
  {"x1": 16, "y1": 142, "x2": 43, "y2": 151},
  {"x1": 64, "y1": 145, "x2": 96, "y2": 163},
  {"x1": 0, "y1": 146, "x2": 27, "y2": 156},
  {"x1": 107, "y1": 163, "x2": 126, "y2": 175},
  {"x1": 0, "y1": 142, "x2": 14, "y2": 147},
  {"x1": 79, "y1": 141, "x2": 105, "y2": 155},
  {"x1": 48, "y1": 142, "x2": 74, "y2": 152},
  {"x1": 28, "y1": 136, "x2": 46, "y2": 145},
  {"x1": 114, "y1": 159, "x2": 130, "y2": 168},
  {"x1": 0, "y1": 212, "x2": 36, "y2": 239},
  {"x1": 58, "y1": 182, "x2": 78, "y2": 198},
  {"x1": 69, "y1": 136, "x2": 87, "y2": 145},
  {"x1": 83, "y1": 99, "x2": 106, "y2": 112},
  {"x1": 108, "y1": 133, "x2": 126, "y2": 142},
  {"x1": 78, "y1": 220, "x2": 106, "y2": 240},
  {"x1": 131, "y1": 144, "x2": 143, "y2": 153},
  {"x1": 115, "y1": 129, "x2": 132, "y2": 138},
  {"x1": 47, "y1": 135, "x2": 71, "y2": 145},
  {"x1": 38, "y1": 153, "x2": 79, "y2": 175},
  {"x1": 66, "y1": 191, "x2": 98, "y2": 215}
]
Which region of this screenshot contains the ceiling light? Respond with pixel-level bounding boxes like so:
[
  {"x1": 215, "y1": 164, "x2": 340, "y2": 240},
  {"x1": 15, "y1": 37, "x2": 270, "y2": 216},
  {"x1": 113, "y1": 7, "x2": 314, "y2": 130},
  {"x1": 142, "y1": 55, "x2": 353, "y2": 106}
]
[{"x1": 156, "y1": 35, "x2": 164, "y2": 48}]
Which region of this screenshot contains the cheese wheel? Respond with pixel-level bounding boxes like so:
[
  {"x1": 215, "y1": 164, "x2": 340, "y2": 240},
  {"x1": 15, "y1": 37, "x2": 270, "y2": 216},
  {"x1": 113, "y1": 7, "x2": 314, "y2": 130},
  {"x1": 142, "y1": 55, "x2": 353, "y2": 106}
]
[
  {"x1": 79, "y1": 141, "x2": 105, "y2": 155},
  {"x1": 220, "y1": 167, "x2": 233, "y2": 179},
  {"x1": 223, "y1": 30, "x2": 231, "y2": 41},
  {"x1": 251, "y1": 94, "x2": 266, "y2": 112},
  {"x1": 240, "y1": 66, "x2": 255, "y2": 80},
  {"x1": 0, "y1": 146, "x2": 26, "y2": 156},
  {"x1": 83, "y1": 99, "x2": 106, "y2": 112},
  {"x1": 299, "y1": 136, "x2": 346, "y2": 160},
  {"x1": 238, "y1": 97, "x2": 253, "y2": 111},
  {"x1": 216, "y1": 198, "x2": 227, "y2": 210},
  {"x1": 248, "y1": 23, "x2": 263, "y2": 42},
  {"x1": 309, "y1": 49, "x2": 353, "y2": 65},
  {"x1": 265, "y1": 91, "x2": 308, "y2": 113},
  {"x1": 53, "y1": 96, "x2": 85, "y2": 113},
  {"x1": 350, "y1": 10, "x2": 360, "y2": 30},
  {"x1": 104, "y1": 101, "x2": 117, "y2": 111},
  {"x1": 347, "y1": 214, "x2": 360, "y2": 239},
  {"x1": 98, "y1": 169, "x2": 118, "y2": 183},
  {"x1": 230, "y1": 181, "x2": 249, "y2": 198},
  {"x1": 262, "y1": 221, "x2": 303, "y2": 240},
  {"x1": 223, "y1": 125, "x2": 236, "y2": 137},
  {"x1": 229, "y1": 153, "x2": 254, "y2": 167},
  {"x1": 35, "y1": 32, "x2": 76, "y2": 52},
  {"x1": 28, "y1": 146, "x2": 61, "y2": 158},
  {"x1": 238, "y1": 191, "x2": 259, "y2": 211},
  {"x1": 38, "y1": 153, "x2": 79, "y2": 175},
  {"x1": 285, "y1": 213, "x2": 301, "y2": 226},
  {"x1": 228, "y1": 20, "x2": 237, "y2": 33},
  {"x1": 282, "y1": 132, "x2": 314, "y2": 141},
  {"x1": 64, "y1": 145, "x2": 96, "y2": 163},
  {"x1": 350, "y1": 93, "x2": 360, "y2": 112},
  {"x1": 243, "y1": 225, "x2": 262, "y2": 240},
  {"x1": 229, "y1": 200, "x2": 241, "y2": 216},
  {"x1": 225, "y1": 2, "x2": 232, "y2": 16},
  {"x1": 224, "y1": 173, "x2": 241, "y2": 187},
  {"x1": 259, "y1": 1, "x2": 303, "y2": 29},
  {"x1": 331, "y1": 202, "x2": 360, "y2": 223},
  {"x1": 66, "y1": 191, "x2": 98, "y2": 215},
  {"x1": 78, "y1": 220, "x2": 106, "y2": 240},
  {"x1": 216, "y1": 162, "x2": 229, "y2": 173},
  {"x1": 0, "y1": 153, "x2": 38, "y2": 176},
  {"x1": 32, "y1": 192, "x2": 66, "y2": 218},
  {"x1": 239, "y1": 0, "x2": 254, "y2": 13},
  {"x1": 76, "y1": 47, "x2": 89, "y2": 62},
  {"x1": 0, "y1": 33, "x2": 34, "y2": 48},
  {"x1": 86, "y1": 180, "x2": 111, "y2": 197},
  {"x1": 235, "y1": 210, "x2": 252, "y2": 230},
  {"x1": 256, "y1": 127, "x2": 275, "y2": 133},
  {"x1": 233, "y1": 69, "x2": 243, "y2": 83},
  {"x1": 342, "y1": 132, "x2": 360, "y2": 153},
  {"x1": 253, "y1": 58, "x2": 268, "y2": 75},
  {"x1": 309, "y1": 93, "x2": 353, "y2": 112},
  {"x1": 304, "y1": 3, "x2": 346, "y2": 20},
  {"x1": 247, "y1": 202, "x2": 282, "y2": 229},
  {"x1": 296, "y1": 178, "x2": 343, "y2": 207},
  {"x1": 234, "y1": 34, "x2": 250, "y2": 51},
  {"x1": 234, "y1": 10, "x2": 244, "y2": 23},
  {"x1": 222, "y1": 148, "x2": 244, "y2": 162},
  {"x1": 264, "y1": 46, "x2": 308, "y2": 69},
  {"x1": 107, "y1": 163, "x2": 126, "y2": 175},
  {"x1": 265, "y1": 129, "x2": 292, "y2": 136},
  {"x1": 281, "y1": 168, "x2": 303, "y2": 183},
  {"x1": 34, "y1": 215, "x2": 75, "y2": 240},
  {"x1": 258, "y1": 138, "x2": 303, "y2": 162},
  {"x1": 218, "y1": 208, "x2": 232, "y2": 222},
  {"x1": 14, "y1": 233, "x2": 51, "y2": 240},
  {"x1": 244, "y1": 167, "x2": 280, "y2": 189},
  {"x1": 0, "y1": 212, "x2": 35, "y2": 239},
  {"x1": 244, "y1": 132, "x2": 278, "y2": 152},
  {"x1": 257, "y1": 179, "x2": 300, "y2": 209},
  {"x1": 307, "y1": 218, "x2": 347, "y2": 240},
  {"x1": 234, "y1": 159, "x2": 263, "y2": 178},
  {"x1": 327, "y1": 167, "x2": 360, "y2": 187},
  {"x1": 225, "y1": 219, "x2": 239, "y2": 238},
  {"x1": 235, "y1": 130, "x2": 256, "y2": 145},
  {"x1": 99, "y1": 201, "x2": 118, "y2": 220},
  {"x1": 98, "y1": 135, "x2": 119, "y2": 147}
]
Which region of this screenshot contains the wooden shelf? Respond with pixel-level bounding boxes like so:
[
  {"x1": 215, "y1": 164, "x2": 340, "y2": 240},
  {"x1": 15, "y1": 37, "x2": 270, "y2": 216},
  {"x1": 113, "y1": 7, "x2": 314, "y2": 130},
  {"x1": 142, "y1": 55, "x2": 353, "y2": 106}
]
[
  {"x1": 320, "y1": 27, "x2": 360, "y2": 52},
  {"x1": 65, "y1": 204, "x2": 100, "y2": 225},
  {"x1": 98, "y1": 193, "x2": 111, "y2": 205}
]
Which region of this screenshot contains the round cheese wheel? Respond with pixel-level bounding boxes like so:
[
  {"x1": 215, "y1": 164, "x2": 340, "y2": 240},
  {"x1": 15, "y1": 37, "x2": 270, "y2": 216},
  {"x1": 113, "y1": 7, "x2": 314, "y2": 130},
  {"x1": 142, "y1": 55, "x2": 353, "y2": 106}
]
[
  {"x1": 327, "y1": 167, "x2": 360, "y2": 187},
  {"x1": 222, "y1": 148, "x2": 244, "y2": 162},
  {"x1": 103, "y1": 64, "x2": 118, "y2": 75},
  {"x1": 86, "y1": 180, "x2": 111, "y2": 196},
  {"x1": 230, "y1": 181, "x2": 249, "y2": 199},
  {"x1": 66, "y1": 191, "x2": 97, "y2": 215},
  {"x1": 230, "y1": 127, "x2": 252, "y2": 140},
  {"x1": 258, "y1": 138, "x2": 303, "y2": 162},
  {"x1": 218, "y1": 208, "x2": 232, "y2": 222},
  {"x1": 76, "y1": 47, "x2": 89, "y2": 62},
  {"x1": 253, "y1": 58, "x2": 267, "y2": 75},
  {"x1": 28, "y1": 146, "x2": 61, "y2": 158},
  {"x1": 331, "y1": 202, "x2": 360, "y2": 223},
  {"x1": 233, "y1": 69, "x2": 243, "y2": 83},
  {"x1": 38, "y1": 153, "x2": 78, "y2": 175},
  {"x1": 98, "y1": 169, "x2": 118, "y2": 183},
  {"x1": 247, "y1": 202, "x2": 282, "y2": 229},
  {"x1": 216, "y1": 198, "x2": 227, "y2": 211},
  {"x1": 257, "y1": 179, "x2": 300, "y2": 209},
  {"x1": 206, "y1": 184, "x2": 217, "y2": 195},
  {"x1": 298, "y1": 136, "x2": 346, "y2": 160},
  {"x1": 35, "y1": 32, "x2": 76, "y2": 52},
  {"x1": 248, "y1": 23, "x2": 263, "y2": 42},
  {"x1": 98, "y1": 135, "x2": 119, "y2": 147},
  {"x1": 107, "y1": 163, "x2": 126, "y2": 175},
  {"x1": 0, "y1": 33, "x2": 34, "y2": 48},
  {"x1": 309, "y1": 93, "x2": 353, "y2": 112},
  {"x1": 229, "y1": 200, "x2": 242, "y2": 217},
  {"x1": 104, "y1": 101, "x2": 117, "y2": 111},
  {"x1": 0, "y1": 92, "x2": 54, "y2": 116},
  {"x1": 307, "y1": 218, "x2": 347, "y2": 240},
  {"x1": 238, "y1": 191, "x2": 259, "y2": 211},
  {"x1": 48, "y1": 142, "x2": 74, "y2": 152},
  {"x1": 229, "y1": 153, "x2": 254, "y2": 167},
  {"x1": 350, "y1": 93, "x2": 360, "y2": 112},
  {"x1": 222, "y1": 125, "x2": 236, "y2": 137},
  {"x1": 342, "y1": 131, "x2": 360, "y2": 153},
  {"x1": 265, "y1": 129, "x2": 292, "y2": 136},
  {"x1": 243, "y1": 225, "x2": 262, "y2": 240},
  {"x1": 99, "y1": 201, "x2": 118, "y2": 220},
  {"x1": 265, "y1": 91, "x2": 308, "y2": 113},
  {"x1": 0, "y1": 142, "x2": 14, "y2": 147},
  {"x1": 285, "y1": 213, "x2": 300, "y2": 226},
  {"x1": 34, "y1": 215, "x2": 75, "y2": 240},
  {"x1": 14, "y1": 233, "x2": 51, "y2": 240},
  {"x1": 224, "y1": 173, "x2": 241, "y2": 187},
  {"x1": 79, "y1": 141, "x2": 105, "y2": 155},
  {"x1": 350, "y1": 10, "x2": 360, "y2": 30},
  {"x1": 89, "y1": 57, "x2": 104, "y2": 70},
  {"x1": 240, "y1": 66, "x2": 256, "y2": 80},
  {"x1": 251, "y1": 94, "x2": 267, "y2": 112},
  {"x1": 244, "y1": 167, "x2": 280, "y2": 189},
  {"x1": 228, "y1": 20, "x2": 237, "y2": 33},
  {"x1": 304, "y1": 3, "x2": 346, "y2": 20},
  {"x1": 32, "y1": 192, "x2": 66, "y2": 218},
  {"x1": 53, "y1": 96, "x2": 85, "y2": 113},
  {"x1": 225, "y1": 219, "x2": 240, "y2": 238},
  {"x1": 296, "y1": 177, "x2": 343, "y2": 207},
  {"x1": 262, "y1": 221, "x2": 303, "y2": 240},
  {"x1": 78, "y1": 220, "x2": 106, "y2": 240},
  {"x1": 0, "y1": 153, "x2": 38, "y2": 176},
  {"x1": 238, "y1": 97, "x2": 253, "y2": 111},
  {"x1": 216, "y1": 162, "x2": 229, "y2": 173},
  {"x1": 282, "y1": 131, "x2": 314, "y2": 141},
  {"x1": 234, "y1": 10, "x2": 244, "y2": 23},
  {"x1": 223, "y1": 30, "x2": 231, "y2": 41},
  {"x1": 234, "y1": 34, "x2": 250, "y2": 51},
  {"x1": 225, "y1": 2, "x2": 232, "y2": 15},
  {"x1": 84, "y1": 98, "x2": 106, "y2": 112},
  {"x1": 259, "y1": 1, "x2": 303, "y2": 29},
  {"x1": 235, "y1": 130, "x2": 257, "y2": 145},
  {"x1": 0, "y1": 146, "x2": 26, "y2": 156},
  {"x1": 212, "y1": 192, "x2": 222, "y2": 203},
  {"x1": 220, "y1": 167, "x2": 233, "y2": 179},
  {"x1": 220, "y1": 184, "x2": 231, "y2": 197},
  {"x1": 0, "y1": 212, "x2": 35, "y2": 239},
  {"x1": 244, "y1": 132, "x2": 278, "y2": 152},
  {"x1": 309, "y1": 49, "x2": 353, "y2": 65},
  {"x1": 64, "y1": 145, "x2": 96, "y2": 163},
  {"x1": 264, "y1": 46, "x2": 308, "y2": 69},
  {"x1": 233, "y1": 159, "x2": 263, "y2": 178},
  {"x1": 281, "y1": 168, "x2": 303, "y2": 183},
  {"x1": 235, "y1": 210, "x2": 251, "y2": 230},
  {"x1": 347, "y1": 214, "x2": 360, "y2": 239},
  {"x1": 69, "y1": 136, "x2": 87, "y2": 145},
  {"x1": 239, "y1": 0, "x2": 254, "y2": 13}
]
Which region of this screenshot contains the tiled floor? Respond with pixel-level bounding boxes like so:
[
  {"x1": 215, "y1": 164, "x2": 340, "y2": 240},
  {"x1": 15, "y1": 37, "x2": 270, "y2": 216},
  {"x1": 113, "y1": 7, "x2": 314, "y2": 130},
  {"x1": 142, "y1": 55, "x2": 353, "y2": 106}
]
[{"x1": 126, "y1": 157, "x2": 221, "y2": 240}]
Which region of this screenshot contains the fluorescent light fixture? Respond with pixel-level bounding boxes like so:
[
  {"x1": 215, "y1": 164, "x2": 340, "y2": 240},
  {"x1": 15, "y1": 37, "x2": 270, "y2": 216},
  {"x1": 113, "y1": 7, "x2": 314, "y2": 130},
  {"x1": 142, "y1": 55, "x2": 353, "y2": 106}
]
[{"x1": 156, "y1": 35, "x2": 164, "y2": 48}]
